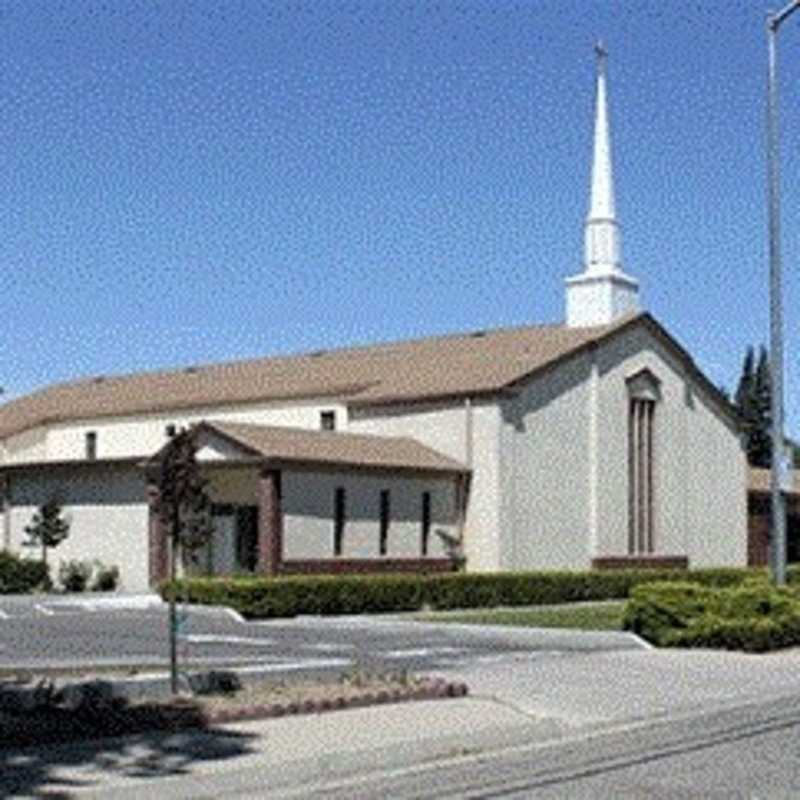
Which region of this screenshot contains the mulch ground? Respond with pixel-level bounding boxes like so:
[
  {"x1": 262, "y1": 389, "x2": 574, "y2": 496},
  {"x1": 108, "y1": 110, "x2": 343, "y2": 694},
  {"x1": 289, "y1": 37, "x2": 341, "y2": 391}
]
[{"x1": 0, "y1": 674, "x2": 469, "y2": 748}]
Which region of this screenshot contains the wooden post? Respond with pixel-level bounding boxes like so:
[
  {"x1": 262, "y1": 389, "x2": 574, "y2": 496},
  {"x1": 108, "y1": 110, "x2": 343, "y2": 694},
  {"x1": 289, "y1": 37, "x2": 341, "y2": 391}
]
[{"x1": 257, "y1": 469, "x2": 283, "y2": 575}]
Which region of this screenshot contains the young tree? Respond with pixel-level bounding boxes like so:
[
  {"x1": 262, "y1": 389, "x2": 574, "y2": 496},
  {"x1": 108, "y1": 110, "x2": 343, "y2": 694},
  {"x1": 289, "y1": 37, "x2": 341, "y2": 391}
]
[
  {"x1": 24, "y1": 499, "x2": 70, "y2": 566},
  {"x1": 150, "y1": 425, "x2": 214, "y2": 693}
]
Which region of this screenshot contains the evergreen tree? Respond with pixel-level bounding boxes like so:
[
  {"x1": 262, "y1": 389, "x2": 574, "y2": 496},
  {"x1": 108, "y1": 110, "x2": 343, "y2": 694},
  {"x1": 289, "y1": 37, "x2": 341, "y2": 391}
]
[
  {"x1": 734, "y1": 345, "x2": 773, "y2": 468},
  {"x1": 752, "y1": 346, "x2": 773, "y2": 468},
  {"x1": 734, "y1": 346, "x2": 755, "y2": 415},
  {"x1": 24, "y1": 499, "x2": 70, "y2": 565}
]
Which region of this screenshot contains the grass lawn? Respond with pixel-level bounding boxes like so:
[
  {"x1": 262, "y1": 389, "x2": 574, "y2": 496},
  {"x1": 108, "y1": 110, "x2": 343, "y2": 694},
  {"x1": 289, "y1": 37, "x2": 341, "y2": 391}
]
[{"x1": 418, "y1": 601, "x2": 626, "y2": 631}]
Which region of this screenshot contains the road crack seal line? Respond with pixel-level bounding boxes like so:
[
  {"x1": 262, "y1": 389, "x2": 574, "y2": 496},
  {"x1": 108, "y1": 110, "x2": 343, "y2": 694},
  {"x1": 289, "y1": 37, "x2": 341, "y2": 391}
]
[{"x1": 466, "y1": 691, "x2": 551, "y2": 723}]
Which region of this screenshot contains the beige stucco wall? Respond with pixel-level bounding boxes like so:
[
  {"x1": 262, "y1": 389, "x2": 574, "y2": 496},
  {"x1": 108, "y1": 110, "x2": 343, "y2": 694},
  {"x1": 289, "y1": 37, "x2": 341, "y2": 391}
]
[
  {"x1": 500, "y1": 324, "x2": 747, "y2": 570},
  {"x1": 5, "y1": 465, "x2": 149, "y2": 592},
  {"x1": 3, "y1": 428, "x2": 48, "y2": 465},
  {"x1": 348, "y1": 401, "x2": 502, "y2": 571},
  {"x1": 500, "y1": 352, "x2": 594, "y2": 570},
  {"x1": 593, "y1": 326, "x2": 746, "y2": 566},
  {"x1": 281, "y1": 469, "x2": 457, "y2": 562},
  {"x1": 7, "y1": 400, "x2": 349, "y2": 464}
]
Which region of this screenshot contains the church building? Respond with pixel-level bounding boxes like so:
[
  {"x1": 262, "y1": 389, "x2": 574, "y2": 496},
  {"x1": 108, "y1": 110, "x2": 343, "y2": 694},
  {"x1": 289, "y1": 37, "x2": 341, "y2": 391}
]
[{"x1": 0, "y1": 49, "x2": 748, "y2": 591}]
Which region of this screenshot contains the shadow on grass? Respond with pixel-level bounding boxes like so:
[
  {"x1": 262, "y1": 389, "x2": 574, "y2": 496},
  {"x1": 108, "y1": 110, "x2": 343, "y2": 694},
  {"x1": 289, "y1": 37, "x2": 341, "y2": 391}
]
[{"x1": 0, "y1": 701, "x2": 258, "y2": 799}]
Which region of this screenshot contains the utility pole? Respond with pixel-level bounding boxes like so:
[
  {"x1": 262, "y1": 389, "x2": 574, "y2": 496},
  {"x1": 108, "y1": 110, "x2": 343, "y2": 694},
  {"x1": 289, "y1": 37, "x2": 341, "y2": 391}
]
[{"x1": 765, "y1": 1, "x2": 800, "y2": 584}]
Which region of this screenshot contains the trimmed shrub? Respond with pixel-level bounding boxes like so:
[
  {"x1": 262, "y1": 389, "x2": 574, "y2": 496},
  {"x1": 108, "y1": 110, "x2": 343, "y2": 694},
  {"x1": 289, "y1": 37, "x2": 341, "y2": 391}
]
[
  {"x1": 59, "y1": 560, "x2": 93, "y2": 593},
  {"x1": 90, "y1": 563, "x2": 120, "y2": 592},
  {"x1": 623, "y1": 579, "x2": 800, "y2": 652},
  {"x1": 162, "y1": 565, "x2": 769, "y2": 620},
  {"x1": 622, "y1": 581, "x2": 716, "y2": 643},
  {"x1": 0, "y1": 550, "x2": 50, "y2": 594}
]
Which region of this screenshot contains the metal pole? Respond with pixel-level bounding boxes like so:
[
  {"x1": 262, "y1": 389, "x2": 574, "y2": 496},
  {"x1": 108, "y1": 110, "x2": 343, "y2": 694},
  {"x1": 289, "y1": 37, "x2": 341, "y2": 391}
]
[
  {"x1": 169, "y1": 508, "x2": 179, "y2": 693},
  {"x1": 765, "y1": 3, "x2": 800, "y2": 583}
]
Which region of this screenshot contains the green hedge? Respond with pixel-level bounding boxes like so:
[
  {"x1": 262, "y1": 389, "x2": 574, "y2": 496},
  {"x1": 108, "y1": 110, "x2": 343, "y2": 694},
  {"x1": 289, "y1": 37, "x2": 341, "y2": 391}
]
[
  {"x1": 622, "y1": 577, "x2": 800, "y2": 652},
  {"x1": 0, "y1": 550, "x2": 51, "y2": 594},
  {"x1": 163, "y1": 565, "x2": 772, "y2": 620}
]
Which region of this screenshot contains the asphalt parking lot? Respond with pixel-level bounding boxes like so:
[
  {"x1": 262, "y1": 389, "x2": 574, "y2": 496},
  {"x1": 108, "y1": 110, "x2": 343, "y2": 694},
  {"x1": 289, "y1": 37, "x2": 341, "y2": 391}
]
[{"x1": 0, "y1": 594, "x2": 646, "y2": 679}]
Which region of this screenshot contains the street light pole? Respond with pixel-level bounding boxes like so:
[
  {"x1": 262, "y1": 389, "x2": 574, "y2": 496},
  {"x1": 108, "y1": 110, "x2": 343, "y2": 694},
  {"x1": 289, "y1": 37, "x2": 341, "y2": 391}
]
[{"x1": 766, "y1": 1, "x2": 800, "y2": 585}]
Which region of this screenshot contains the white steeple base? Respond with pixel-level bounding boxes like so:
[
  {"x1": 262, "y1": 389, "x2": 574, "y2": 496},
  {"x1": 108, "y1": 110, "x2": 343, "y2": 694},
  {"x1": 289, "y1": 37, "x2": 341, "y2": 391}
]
[{"x1": 565, "y1": 270, "x2": 639, "y2": 327}]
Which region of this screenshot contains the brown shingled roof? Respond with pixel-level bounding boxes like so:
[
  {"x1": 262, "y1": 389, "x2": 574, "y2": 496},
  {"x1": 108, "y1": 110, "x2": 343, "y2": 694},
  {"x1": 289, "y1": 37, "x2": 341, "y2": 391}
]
[
  {"x1": 194, "y1": 421, "x2": 468, "y2": 475},
  {"x1": 0, "y1": 312, "x2": 732, "y2": 440}
]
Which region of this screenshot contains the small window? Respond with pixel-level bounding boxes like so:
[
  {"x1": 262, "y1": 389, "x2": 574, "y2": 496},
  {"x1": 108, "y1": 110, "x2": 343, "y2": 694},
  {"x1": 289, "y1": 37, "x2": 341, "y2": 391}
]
[
  {"x1": 333, "y1": 488, "x2": 346, "y2": 556},
  {"x1": 85, "y1": 431, "x2": 97, "y2": 460},
  {"x1": 379, "y1": 490, "x2": 390, "y2": 556},
  {"x1": 165, "y1": 424, "x2": 176, "y2": 438},
  {"x1": 320, "y1": 411, "x2": 336, "y2": 431},
  {"x1": 421, "y1": 492, "x2": 431, "y2": 556}
]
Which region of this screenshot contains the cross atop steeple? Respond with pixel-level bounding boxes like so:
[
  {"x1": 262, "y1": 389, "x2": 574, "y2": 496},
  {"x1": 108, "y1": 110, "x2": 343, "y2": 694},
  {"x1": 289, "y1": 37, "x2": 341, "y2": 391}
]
[
  {"x1": 595, "y1": 40, "x2": 608, "y2": 62},
  {"x1": 565, "y1": 44, "x2": 640, "y2": 327}
]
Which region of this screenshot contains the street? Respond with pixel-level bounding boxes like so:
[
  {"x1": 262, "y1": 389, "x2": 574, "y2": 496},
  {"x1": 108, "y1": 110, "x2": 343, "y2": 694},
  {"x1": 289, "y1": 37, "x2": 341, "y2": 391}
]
[
  {"x1": 7, "y1": 687, "x2": 800, "y2": 798},
  {"x1": 266, "y1": 693, "x2": 800, "y2": 799}
]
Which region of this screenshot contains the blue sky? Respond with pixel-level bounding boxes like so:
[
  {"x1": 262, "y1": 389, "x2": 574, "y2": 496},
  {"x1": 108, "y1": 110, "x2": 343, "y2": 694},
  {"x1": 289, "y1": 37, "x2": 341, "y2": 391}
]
[{"x1": 0, "y1": 1, "x2": 798, "y2": 432}]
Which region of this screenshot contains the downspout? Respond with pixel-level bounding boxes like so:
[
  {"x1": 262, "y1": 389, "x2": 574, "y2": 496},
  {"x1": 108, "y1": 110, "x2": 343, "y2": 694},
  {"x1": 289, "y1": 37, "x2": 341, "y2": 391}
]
[
  {"x1": 457, "y1": 397, "x2": 474, "y2": 548},
  {"x1": 1, "y1": 473, "x2": 9, "y2": 551}
]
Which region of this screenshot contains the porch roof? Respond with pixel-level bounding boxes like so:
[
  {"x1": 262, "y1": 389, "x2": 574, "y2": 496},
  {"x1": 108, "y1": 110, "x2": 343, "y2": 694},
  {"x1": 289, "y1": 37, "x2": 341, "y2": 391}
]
[{"x1": 195, "y1": 421, "x2": 470, "y2": 476}]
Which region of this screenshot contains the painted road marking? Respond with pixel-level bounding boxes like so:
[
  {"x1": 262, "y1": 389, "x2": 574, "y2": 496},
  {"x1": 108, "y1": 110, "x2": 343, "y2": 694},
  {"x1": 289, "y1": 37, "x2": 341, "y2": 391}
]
[
  {"x1": 303, "y1": 643, "x2": 357, "y2": 652},
  {"x1": 181, "y1": 634, "x2": 275, "y2": 647},
  {"x1": 382, "y1": 647, "x2": 468, "y2": 659},
  {"x1": 228, "y1": 658, "x2": 353, "y2": 673}
]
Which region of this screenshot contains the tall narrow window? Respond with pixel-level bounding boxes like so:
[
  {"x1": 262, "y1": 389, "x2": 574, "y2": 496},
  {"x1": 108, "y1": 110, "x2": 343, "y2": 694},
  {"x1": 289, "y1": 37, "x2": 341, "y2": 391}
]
[
  {"x1": 85, "y1": 431, "x2": 97, "y2": 461},
  {"x1": 320, "y1": 410, "x2": 336, "y2": 431},
  {"x1": 421, "y1": 492, "x2": 431, "y2": 556},
  {"x1": 379, "y1": 490, "x2": 390, "y2": 556},
  {"x1": 626, "y1": 369, "x2": 660, "y2": 556},
  {"x1": 628, "y1": 398, "x2": 655, "y2": 554},
  {"x1": 333, "y1": 488, "x2": 346, "y2": 556}
]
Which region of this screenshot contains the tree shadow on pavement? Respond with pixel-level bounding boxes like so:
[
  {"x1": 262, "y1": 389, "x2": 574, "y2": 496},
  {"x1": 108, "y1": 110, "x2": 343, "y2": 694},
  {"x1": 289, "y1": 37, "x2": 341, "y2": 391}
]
[{"x1": 0, "y1": 716, "x2": 258, "y2": 798}]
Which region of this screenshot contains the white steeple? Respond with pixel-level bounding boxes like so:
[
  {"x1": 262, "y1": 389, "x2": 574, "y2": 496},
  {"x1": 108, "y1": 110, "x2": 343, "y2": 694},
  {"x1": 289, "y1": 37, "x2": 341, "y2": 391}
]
[{"x1": 566, "y1": 43, "x2": 639, "y2": 328}]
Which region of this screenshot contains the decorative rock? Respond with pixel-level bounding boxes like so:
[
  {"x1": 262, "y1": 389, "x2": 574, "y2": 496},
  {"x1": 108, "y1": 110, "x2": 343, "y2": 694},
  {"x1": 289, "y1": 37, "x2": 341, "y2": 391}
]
[{"x1": 188, "y1": 670, "x2": 242, "y2": 696}]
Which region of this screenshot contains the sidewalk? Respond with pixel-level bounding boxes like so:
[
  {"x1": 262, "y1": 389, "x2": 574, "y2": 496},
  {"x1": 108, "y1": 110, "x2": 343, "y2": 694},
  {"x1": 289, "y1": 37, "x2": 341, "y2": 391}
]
[{"x1": 9, "y1": 645, "x2": 800, "y2": 798}]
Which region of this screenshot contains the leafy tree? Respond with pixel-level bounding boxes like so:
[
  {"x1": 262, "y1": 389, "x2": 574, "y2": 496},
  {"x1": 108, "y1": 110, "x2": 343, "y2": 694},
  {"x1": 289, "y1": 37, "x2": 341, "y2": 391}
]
[
  {"x1": 734, "y1": 345, "x2": 772, "y2": 468},
  {"x1": 149, "y1": 425, "x2": 214, "y2": 692},
  {"x1": 24, "y1": 499, "x2": 70, "y2": 566}
]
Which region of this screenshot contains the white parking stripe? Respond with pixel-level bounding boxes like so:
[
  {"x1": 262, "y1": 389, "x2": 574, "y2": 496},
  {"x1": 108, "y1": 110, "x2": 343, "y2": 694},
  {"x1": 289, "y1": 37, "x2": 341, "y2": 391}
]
[
  {"x1": 0, "y1": 610, "x2": 9, "y2": 620},
  {"x1": 383, "y1": 647, "x2": 468, "y2": 659},
  {"x1": 181, "y1": 634, "x2": 275, "y2": 646},
  {"x1": 228, "y1": 658, "x2": 353, "y2": 673},
  {"x1": 34, "y1": 604, "x2": 55, "y2": 616},
  {"x1": 303, "y1": 643, "x2": 357, "y2": 652}
]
